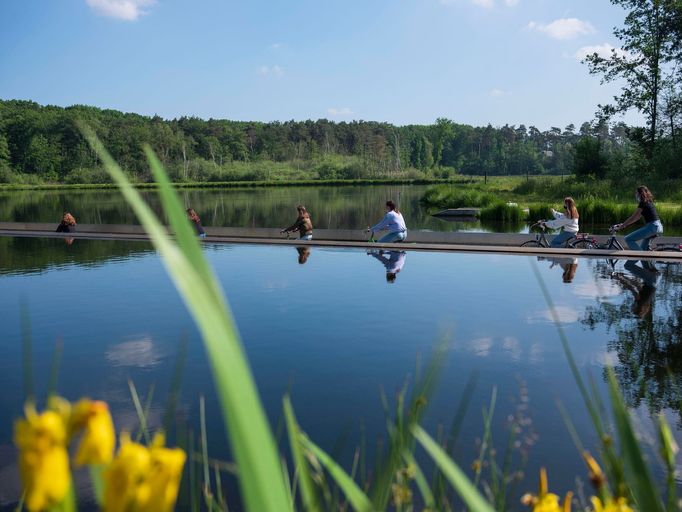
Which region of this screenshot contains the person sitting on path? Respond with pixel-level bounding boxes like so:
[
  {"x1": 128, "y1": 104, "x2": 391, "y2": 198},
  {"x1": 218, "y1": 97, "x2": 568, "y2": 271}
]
[
  {"x1": 614, "y1": 185, "x2": 664, "y2": 251},
  {"x1": 56, "y1": 212, "x2": 77, "y2": 233},
  {"x1": 187, "y1": 208, "x2": 206, "y2": 238},
  {"x1": 366, "y1": 200, "x2": 407, "y2": 243},
  {"x1": 542, "y1": 197, "x2": 579, "y2": 248},
  {"x1": 281, "y1": 205, "x2": 313, "y2": 240}
]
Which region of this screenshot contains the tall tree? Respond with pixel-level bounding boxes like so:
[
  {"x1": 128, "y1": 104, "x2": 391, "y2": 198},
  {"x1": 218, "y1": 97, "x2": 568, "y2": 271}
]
[{"x1": 584, "y1": 0, "x2": 678, "y2": 147}]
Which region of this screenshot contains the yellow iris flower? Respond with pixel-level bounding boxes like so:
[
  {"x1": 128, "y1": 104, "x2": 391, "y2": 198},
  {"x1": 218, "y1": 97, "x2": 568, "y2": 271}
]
[
  {"x1": 522, "y1": 469, "x2": 572, "y2": 512},
  {"x1": 104, "y1": 432, "x2": 186, "y2": 512},
  {"x1": 13, "y1": 406, "x2": 71, "y2": 511},
  {"x1": 591, "y1": 496, "x2": 634, "y2": 512},
  {"x1": 71, "y1": 399, "x2": 116, "y2": 465}
]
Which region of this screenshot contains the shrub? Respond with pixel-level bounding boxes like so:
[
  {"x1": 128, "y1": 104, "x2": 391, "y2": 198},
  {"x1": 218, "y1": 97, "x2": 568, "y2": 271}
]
[{"x1": 479, "y1": 202, "x2": 524, "y2": 223}]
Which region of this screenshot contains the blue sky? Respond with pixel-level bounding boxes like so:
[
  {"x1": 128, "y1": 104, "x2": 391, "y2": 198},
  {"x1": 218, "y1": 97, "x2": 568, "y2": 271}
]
[{"x1": 0, "y1": 0, "x2": 641, "y2": 129}]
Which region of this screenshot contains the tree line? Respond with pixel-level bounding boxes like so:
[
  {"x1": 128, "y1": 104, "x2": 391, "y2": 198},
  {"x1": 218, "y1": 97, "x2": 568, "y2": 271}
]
[{"x1": 0, "y1": 99, "x2": 659, "y2": 184}]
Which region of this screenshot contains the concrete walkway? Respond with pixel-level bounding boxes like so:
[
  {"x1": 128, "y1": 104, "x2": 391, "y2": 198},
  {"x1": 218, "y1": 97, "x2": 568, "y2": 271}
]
[{"x1": 0, "y1": 222, "x2": 680, "y2": 262}]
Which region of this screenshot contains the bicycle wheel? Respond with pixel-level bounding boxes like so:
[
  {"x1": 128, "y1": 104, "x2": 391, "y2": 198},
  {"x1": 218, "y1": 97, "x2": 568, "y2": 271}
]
[
  {"x1": 520, "y1": 240, "x2": 543, "y2": 248},
  {"x1": 571, "y1": 240, "x2": 597, "y2": 249}
]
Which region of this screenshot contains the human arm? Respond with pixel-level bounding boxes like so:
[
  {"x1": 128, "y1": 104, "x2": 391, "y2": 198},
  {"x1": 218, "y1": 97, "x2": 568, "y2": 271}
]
[
  {"x1": 369, "y1": 213, "x2": 390, "y2": 233},
  {"x1": 282, "y1": 218, "x2": 303, "y2": 234},
  {"x1": 615, "y1": 208, "x2": 642, "y2": 230}
]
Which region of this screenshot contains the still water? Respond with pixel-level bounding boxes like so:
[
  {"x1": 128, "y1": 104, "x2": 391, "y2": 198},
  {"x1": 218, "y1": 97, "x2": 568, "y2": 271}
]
[
  {"x1": 0, "y1": 237, "x2": 680, "y2": 509},
  {"x1": 0, "y1": 185, "x2": 517, "y2": 232}
]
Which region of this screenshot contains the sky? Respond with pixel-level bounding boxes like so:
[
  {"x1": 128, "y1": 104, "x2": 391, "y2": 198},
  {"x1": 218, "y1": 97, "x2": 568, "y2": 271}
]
[{"x1": 0, "y1": 0, "x2": 642, "y2": 129}]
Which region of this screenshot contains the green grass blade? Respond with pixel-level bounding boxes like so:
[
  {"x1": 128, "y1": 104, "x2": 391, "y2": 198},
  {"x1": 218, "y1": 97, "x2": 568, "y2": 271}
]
[
  {"x1": 128, "y1": 379, "x2": 151, "y2": 444},
  {"x1": 200, "y1": 395, "x2": 213, "y2": 506},
  {"x1": 80, "y1": 124, "x2": 291, "y2": 512},
  {"x1": 283, "y1": 396, "x2": 321, "y2": 512},
  {"x1": 302, "y1": 437, "x2": 373, "y2": 512},
  {"x1": 413, "y1": 426, "x2": 495, "y2": 512},
  {"x1": 606, "y1": 369, "x2": 664, "y2": 512},
  {"x1": 402, "y1": 450, "x2": 435, "y2": 509}
]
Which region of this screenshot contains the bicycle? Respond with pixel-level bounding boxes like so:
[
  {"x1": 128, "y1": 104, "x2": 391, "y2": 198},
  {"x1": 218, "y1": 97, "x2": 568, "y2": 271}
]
[
  {"x1": 571, "y1": 225, "x2": 681, "y2": 252},
  {"x1": 520, "y1": 221, "x2": 587, "y2": 249}
]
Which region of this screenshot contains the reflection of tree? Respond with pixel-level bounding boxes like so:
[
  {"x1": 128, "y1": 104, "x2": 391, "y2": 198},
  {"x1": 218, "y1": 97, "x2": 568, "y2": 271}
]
[{"x1": 582, "y1": 260, "x2": 682, "y2": 423}]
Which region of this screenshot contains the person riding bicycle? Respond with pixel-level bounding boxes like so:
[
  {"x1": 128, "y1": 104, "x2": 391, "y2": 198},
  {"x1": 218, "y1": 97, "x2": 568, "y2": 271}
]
[
  {"x1": 542, "y1": 197, "x2": 579, "y2": 248},
  {"x1": 281, "y1": 205, "x2": 313, "y2": 240},
  {"x1": 366, "y1": 200, "x2": 407, "y2": 243},
  {"x1": 614, "y1": 185, "x2": 663, "y2": 251}
]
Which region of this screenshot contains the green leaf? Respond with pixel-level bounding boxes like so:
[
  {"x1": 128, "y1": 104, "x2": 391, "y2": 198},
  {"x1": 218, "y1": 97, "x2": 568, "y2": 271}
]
[
  {"x1": 606, "y1": 369, "x2": 664, "y2": 512},
  {"x1": 80, "y1": 124, "x2": 292, "y2": 512},
  {"x1": 283, "y1": 396, "x2": 321, "y2": 512},
  {"x1": 413, "y1": 426, "x2": 495, "y2": 512},
  {"x1": 302, "y1": 437, "x2": 373, "y2": 512}
]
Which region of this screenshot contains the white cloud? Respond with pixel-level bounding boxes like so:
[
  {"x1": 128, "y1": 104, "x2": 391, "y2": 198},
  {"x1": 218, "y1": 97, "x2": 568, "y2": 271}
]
[
  {"x1": 527, "y1": 18, "x2": 595, "y2": 40},
  {"x1": 490, "y1": 88, "x2": 508, "y2": 97},
  {"x1": 327, "y1": 107, "x2": 354, "y2": 116},
  {"x1": 504, "y1": 0, "x2": 519, "y2": 5},
  {"x1": 259, "y1": 65, "x2": 284, "y2": 77},
  {"x1": 270, "y1": 42, "x2": 282, "y2": 50},
  {"x1": 469, "y1": 336, "x2": 494, "y2": 357},
  {"x1": 574, "y1": 43, "x2": 630, "y2": 61},
  {"x1": 471, "y1": 0, "x2": 494, "y2": 8},
  {"x1": 85, "y1": 0, "x2": 155, "y2": 21}
]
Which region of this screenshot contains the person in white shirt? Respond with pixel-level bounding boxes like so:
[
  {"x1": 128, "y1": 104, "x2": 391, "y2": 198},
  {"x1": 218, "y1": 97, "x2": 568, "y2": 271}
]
[
  {"x1": 367, "y1": 250, "x2": 406, "y2": 283},
  {"x1": 366, "y1": 200, "x2": 407, "y2": 243},
  {"x1": 543, "y1": 197, "x2": 579, "y2": 248}
]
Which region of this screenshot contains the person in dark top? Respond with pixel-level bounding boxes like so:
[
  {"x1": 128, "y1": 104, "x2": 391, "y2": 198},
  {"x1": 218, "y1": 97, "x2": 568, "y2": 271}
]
[
  {"x1": 296, "y1": 246, "x2": 311, "y2": 264},
  {"x1": 187, "y1": 208, "x2": 206, "y2": 238},
  {"x1": 281, "y1": 205, "x2": 313, "y2": 240},
  {"x1": 614, "y1": 259, "x2": 658, "y2": 319},
  {"x1": 615, "y1": 185, "x2": 663, "y2": 251},
  {"x1": 56, "y1": 212, "x2": 77, "y2": 233}
]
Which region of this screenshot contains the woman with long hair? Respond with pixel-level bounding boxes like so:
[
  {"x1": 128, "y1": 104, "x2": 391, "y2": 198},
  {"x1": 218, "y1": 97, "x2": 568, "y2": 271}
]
[
  {"x1": 542, "y1": 197, "x2": 579, "y2": 248},
  {"x1": 56, "y1": 212, "x2": 77, "y2": 233},
  {"x1": 366, "y1": 200, "x2": 407, "y2": 243},
  {"x1": 186, "y1": 208, "x2": 206, "y2": 238},
  {"x1": 615, "y1": 185, "x2": 663, "y2": 251},
  {"x1": 281, "y1": 205, "x2": 313, "y2": 240}
]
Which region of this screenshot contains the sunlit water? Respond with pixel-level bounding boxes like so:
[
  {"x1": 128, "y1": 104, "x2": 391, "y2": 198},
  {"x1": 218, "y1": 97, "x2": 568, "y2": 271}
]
[{"x1": 0, "y1": 237, "x2": 680, "y2": 509}]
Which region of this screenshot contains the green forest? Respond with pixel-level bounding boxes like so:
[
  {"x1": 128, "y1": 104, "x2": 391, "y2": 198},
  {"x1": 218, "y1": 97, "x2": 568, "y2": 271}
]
[{"x1": 1, "y1": 0, "x2": 681, "y2": 188}]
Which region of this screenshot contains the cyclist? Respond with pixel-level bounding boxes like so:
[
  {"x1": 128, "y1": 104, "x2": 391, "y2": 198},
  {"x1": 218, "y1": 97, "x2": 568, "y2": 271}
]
[
  {"x1": 366, "y1": 200, "x2": 407, "y2": 243},
  {"x1": 542, "y1": 197, "x2": 579, "y2": 247},
  {"x1": 614, "y1": 185, "x2": 663, "y2": 251},
  {"x1": 281, "y1": 205, "x2": 313, "y2": 240}
]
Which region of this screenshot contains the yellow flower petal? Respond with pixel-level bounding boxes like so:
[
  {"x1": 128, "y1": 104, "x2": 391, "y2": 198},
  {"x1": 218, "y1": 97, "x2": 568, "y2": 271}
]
[
  {"x1": 74, "y1": 401, "x2": 115, "y2": 465},
  {"x1": 14, "y1": 410, "x2": 71, "y2": 511}
]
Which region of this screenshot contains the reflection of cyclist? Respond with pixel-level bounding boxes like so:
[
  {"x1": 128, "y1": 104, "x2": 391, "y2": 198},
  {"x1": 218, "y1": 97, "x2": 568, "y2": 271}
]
[
  {"x1": 296, "y1": 247, "x2": 311, "y2": 265},
  {"x1": 542, "y1": 197, "x2": 579, "y2": 248},
  {"x1": 613, "y1": 260, "x2": 658, "y2": 319},
  {"x1": 368, "y1": 250, "x2": 406, "y2": 283},
  {"x1": 538, "y1": 256, "x2": 579, "y2": 283},
  {"x1": 614, "y1": 185, "x2": 664, "y2": 251},
  {"x1": 366, "y1": 201, "x2": 407, "y2": 243}
]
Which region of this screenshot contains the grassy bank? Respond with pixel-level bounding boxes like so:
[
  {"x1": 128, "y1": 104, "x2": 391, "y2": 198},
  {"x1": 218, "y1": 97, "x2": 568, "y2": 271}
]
[{"x1": 422, "y1": 179, "x2": 682, "y2": 226}]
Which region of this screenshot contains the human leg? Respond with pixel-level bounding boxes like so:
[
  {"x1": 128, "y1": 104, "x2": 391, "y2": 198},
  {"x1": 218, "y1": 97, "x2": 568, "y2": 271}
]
[
  {"x1": 624, "y1": 222, "x2": 659, "y2": 251},
  {"x1": 378, "y1": 231, "x2": 406, "y2": 243},
  {"x1": 550, "y1": 231, "x2": 573, "y2": 248}
]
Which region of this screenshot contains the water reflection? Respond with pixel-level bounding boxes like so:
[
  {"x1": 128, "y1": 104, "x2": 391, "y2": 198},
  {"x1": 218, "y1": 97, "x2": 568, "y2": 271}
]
[
  {"x1": 367, "y1": 250, "x2": 407, "y2": 283},
  {"x1": 583, "y1": 259, "x2": 682, "y2": 422},
  {"x1": 538, "y1": 256, "x2": 579, "y2": 283},
  {"x1": 296, "y1": 246, "x2": 311, "y2": 265}
]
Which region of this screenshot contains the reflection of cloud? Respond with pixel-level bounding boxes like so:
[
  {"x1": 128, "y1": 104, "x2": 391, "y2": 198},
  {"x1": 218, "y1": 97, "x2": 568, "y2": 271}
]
[
  {"x1": 502, "y1": 336, "x2": 522, "y2": 361},
  {"x1": 469, "y1": 336, "x2": 493, "y2": 357},
  {"x1": 572, "y1": 280, "x2": 621, "y2": 301},
  {"x1": 106, "y1": 337, "x2": 161, "y2": 368},
  {"x1": 527, "y1": 306, "x2": 580, "y2": 324}
]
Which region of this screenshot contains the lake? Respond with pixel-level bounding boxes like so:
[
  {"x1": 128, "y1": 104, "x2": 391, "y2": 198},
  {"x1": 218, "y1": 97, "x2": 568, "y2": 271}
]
[
  {"x1": 0, "y1": 185, "x2": 520, "y2": 233},
  {"x1": 0, "y1": 236, "x2": 680, "y2": 509}
]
